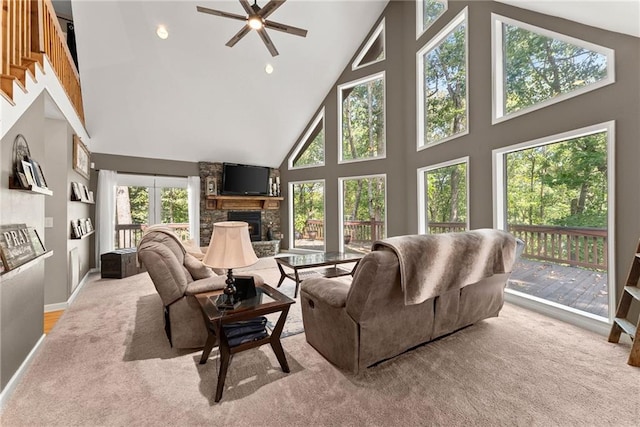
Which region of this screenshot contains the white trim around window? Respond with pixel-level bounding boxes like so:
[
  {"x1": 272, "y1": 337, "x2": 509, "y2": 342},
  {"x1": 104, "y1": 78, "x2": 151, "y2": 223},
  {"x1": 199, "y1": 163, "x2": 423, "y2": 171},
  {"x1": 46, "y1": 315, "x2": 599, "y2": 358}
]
[
  {"x1": 352, "y1": 18, "x2": 385, "y2": 71},
  {"x1": 417, "y1": 156, "x2": 470, "y2": 234},
  {"x1": 492, "y1": 121, "x2": 616, "y2": 329},
  {"x1": 288, "y1": 179, "x2": 326, "y2": 253},
  {"x1": 287, "y1": 107, "x2": 325, "y2": 170},
  {"x1": 416, "y1": 0, "x2": 448, "y2": 40},
  {"x1": 416, "y1": 7, "x2": 469, "y2": 151},
  {"x1": 337, "y1": 71, "x2": 387, "y2": 165},
  {"x1": 338, "y1": 173, "x2": 387, "y2": 252},
  {"x1": 491, "y1": 13, "x2": 616, "y2": 125}
]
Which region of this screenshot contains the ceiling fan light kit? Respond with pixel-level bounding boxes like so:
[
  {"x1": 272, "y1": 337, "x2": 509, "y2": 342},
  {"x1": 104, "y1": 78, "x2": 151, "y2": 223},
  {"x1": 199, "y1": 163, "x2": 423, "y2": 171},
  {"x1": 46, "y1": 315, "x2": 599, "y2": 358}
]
[{"x1": 196, "y1": 0, "x2": 308, "y2": 57}]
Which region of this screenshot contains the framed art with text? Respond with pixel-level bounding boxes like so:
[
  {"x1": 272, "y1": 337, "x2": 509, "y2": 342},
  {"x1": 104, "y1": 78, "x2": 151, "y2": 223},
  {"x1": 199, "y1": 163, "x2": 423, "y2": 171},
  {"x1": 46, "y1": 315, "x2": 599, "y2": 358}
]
[{"x1": 73, "y1": 135, "x2": 90, "y2": 179}]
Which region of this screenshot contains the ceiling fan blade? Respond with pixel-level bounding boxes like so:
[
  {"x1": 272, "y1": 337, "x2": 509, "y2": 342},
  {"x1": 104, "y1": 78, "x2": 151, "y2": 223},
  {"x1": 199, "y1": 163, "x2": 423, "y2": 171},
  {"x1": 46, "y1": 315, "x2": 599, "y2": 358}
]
[
  {"x1": 238, "y1": 0, "x2": 253, "y2": 15},
  {"x1": 196, "y1": 6, "x2": 247, "y2": 22},
  {"x1": 258, "y1": 0, "x2": 285, "y2": 19},
  {"x1": 264, "y1": 20, "x2": 308, "y2": 37},
  {"x1": 257, "y1": 28, "x2": 279, "y2": 57},
  {"x1": 226, "y1": 25, "x2": 251, "y2": 47}
]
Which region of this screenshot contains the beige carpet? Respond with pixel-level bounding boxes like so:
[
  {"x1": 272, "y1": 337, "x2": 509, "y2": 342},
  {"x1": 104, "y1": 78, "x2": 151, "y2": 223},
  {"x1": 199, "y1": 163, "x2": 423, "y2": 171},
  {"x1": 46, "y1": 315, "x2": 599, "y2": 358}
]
[{"x1": 1, "y1": 260, "x2": 639, "y2": 426}]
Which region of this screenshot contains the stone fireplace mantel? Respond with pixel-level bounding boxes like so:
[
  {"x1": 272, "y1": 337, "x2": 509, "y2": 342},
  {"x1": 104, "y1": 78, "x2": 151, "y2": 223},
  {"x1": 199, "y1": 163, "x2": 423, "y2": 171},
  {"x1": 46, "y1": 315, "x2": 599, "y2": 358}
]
[{"x1": 205, "y1": 195, "x2": 284, "y2": 210}]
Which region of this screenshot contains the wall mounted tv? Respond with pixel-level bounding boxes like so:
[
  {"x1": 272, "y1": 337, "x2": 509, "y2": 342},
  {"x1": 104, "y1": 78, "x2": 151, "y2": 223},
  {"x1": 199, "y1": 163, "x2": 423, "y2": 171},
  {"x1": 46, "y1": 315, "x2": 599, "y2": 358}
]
[{"x1": 221, "y1": 163, "x2": 270, "y2": 196}]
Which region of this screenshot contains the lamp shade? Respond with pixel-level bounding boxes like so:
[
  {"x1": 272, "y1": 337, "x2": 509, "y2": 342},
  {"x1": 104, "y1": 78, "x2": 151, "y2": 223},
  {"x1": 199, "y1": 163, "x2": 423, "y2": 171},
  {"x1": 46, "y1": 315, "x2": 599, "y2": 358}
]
[{"x1": 202, "y1": 221, "x2": 258, "y2": 269}]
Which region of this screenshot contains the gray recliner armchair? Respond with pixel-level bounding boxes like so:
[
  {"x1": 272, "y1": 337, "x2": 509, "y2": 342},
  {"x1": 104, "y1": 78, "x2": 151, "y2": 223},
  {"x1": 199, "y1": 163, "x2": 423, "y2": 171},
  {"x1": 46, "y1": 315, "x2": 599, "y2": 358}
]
[{"x1": 137, "y1": 228, "x2": 263, "y2": 349}]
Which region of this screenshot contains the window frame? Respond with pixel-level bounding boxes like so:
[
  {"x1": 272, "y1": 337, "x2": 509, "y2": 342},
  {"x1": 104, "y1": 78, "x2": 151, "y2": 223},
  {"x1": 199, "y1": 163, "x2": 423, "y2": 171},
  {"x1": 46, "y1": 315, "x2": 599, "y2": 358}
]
[
  {"x1": 352, "y1": 18, "x2": 386, "y2": 71},
  {"x1": 338, "y1": 173, "x2": 388, "y2": 252},
  {"x1": 416, "y1": 7, "x2": 469, "y2": 151},
  {"x1": 288, "y1": 179, "x2": 326, "y2": 253},
  {"x1": 492, "y1": 121, "x2": 616, "y2": 326},
  {"x1": 416, "y1": 0, "x2": 448, "y2": 40},
  {"x1": 491, "y1": 13, "x2": 616, "y2": 125},
  {"x1": 287, "y1": 107, "x2": 325, "y2": 170},
  {"x1": 337, "y1": 72, "x2": 387, "y2": 164},
  {"x1": 417, "y1": 156, "x2": 470, "y2": 234}
]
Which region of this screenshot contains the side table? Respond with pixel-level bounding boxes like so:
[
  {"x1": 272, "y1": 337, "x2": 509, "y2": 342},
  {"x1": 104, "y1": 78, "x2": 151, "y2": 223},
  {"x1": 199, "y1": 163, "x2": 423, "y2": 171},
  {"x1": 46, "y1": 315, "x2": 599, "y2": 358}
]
[{"x1": 195, "y1": 283, "x2": 295, "y2": 402}]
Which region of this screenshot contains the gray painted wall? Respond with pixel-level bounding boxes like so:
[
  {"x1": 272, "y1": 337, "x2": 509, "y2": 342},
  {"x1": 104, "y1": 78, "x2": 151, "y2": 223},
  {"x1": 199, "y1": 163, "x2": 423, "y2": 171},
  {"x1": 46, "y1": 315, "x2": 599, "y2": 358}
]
[
  {"x1": 92, "y1": 153, "x2": 199, "y2": 177},
  {"x1": 0, "y1": 95, "x2": 47, "y2": 390},
  {"x1": 278, "y1": 1, "x2": 640, "y2": 311}
]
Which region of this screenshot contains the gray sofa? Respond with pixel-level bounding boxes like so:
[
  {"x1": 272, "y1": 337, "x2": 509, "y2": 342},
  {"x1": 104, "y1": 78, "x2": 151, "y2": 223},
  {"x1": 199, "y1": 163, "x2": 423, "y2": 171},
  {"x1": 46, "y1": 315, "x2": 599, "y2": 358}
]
[{"x1": 300, "y1": 229, "x2": 520, "y2": 373}]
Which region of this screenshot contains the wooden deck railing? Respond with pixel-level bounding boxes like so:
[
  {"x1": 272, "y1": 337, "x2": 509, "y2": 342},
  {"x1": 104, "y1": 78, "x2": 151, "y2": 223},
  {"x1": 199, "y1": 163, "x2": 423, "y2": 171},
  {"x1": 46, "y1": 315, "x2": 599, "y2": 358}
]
[
  {"x1": 508, "y1": 224, "x2": 607, "y2": 271},
  {"x1": 344, "y1": 219, "x2": 385, "y2": 242},
  {"x1": 427, "y1": 222, "x2": 467, "y2": 234},
  {"x1": 1, "y1": 0, "x2": 84, "y2": 122},
  {"x1": 115, "y1": 223, "x2": 191, "y2": 249}
]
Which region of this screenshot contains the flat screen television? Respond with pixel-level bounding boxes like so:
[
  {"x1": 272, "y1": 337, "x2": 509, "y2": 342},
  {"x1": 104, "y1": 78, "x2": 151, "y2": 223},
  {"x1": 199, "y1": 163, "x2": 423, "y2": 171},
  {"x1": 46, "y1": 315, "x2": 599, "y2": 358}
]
[{"x1": 221, "y1": 163, "x2": 270, "y2": 196}]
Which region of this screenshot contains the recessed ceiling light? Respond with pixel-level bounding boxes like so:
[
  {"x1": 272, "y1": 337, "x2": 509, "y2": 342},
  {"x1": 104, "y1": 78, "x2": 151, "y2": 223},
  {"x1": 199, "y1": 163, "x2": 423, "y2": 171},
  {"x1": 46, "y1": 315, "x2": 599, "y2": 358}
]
[
  {"x1": 156, "y1": 25, "x2": 169, "y2": 40},
  {"x1": 265, "y1": 64, "x2": 274, "y2": 74}
]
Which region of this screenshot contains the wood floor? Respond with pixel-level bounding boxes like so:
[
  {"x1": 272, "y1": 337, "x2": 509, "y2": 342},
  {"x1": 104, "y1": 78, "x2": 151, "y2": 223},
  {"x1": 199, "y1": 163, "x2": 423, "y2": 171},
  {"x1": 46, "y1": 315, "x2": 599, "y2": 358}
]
[{"x1": 44, "y1": 310, "x2": 64, "y2": 334}]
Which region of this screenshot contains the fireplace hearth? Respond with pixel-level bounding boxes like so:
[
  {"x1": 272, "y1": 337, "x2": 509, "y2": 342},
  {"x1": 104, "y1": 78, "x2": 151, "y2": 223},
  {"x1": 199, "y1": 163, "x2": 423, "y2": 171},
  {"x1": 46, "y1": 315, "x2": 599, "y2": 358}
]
[{"x1": 227, "y1": 211, "x2": 261, "y2": 241}]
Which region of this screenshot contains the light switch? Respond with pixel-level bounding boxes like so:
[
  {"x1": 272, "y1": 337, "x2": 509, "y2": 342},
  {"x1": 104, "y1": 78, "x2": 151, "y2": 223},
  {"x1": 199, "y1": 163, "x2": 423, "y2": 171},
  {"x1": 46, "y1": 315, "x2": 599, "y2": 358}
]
[{"x1": 45, "y1": 217, "x2": 53, "y2": 228}]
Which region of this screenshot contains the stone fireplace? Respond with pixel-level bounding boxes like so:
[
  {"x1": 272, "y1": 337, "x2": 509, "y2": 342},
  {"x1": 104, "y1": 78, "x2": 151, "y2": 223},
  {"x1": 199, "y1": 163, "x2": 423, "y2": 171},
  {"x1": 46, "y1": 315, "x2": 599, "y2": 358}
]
[{"x1": 228, "y1": 211, "x2": 261, "y2": 242}]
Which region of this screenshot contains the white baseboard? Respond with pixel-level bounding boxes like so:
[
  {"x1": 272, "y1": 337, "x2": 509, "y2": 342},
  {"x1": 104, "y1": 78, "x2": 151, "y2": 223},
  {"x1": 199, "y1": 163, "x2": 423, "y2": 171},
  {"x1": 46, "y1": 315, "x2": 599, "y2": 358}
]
[
  {"x1": 44, "y1": 270, "x2": 94, "y2": 312},
  {"x1": 0, "y1": 334, "x2": 46, "y2": 411}
]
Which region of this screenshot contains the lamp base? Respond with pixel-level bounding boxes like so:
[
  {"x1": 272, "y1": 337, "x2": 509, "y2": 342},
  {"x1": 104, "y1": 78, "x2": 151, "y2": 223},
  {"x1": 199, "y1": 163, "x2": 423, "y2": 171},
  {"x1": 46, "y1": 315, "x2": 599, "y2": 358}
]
[{"x1": 215, "y1": 295, "x2": 241, "y2": 310}]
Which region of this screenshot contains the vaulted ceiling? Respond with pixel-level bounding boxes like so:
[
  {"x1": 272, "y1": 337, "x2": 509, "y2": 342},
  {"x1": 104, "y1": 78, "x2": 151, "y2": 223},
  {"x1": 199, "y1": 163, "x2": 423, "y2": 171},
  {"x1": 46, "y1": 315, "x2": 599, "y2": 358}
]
[{"x1": 67, "y1": 1, "x2": 639, "y2": 168}]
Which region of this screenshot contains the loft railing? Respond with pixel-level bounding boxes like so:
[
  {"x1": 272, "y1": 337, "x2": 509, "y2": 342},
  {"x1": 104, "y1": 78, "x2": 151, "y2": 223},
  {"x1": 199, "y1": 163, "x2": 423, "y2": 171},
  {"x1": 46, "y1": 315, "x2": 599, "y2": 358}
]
[
  {"x1": 115, "y1": 223, "x2": 191, "y2": 249},
  {"x1": 1, "y1": 0, "x2": 84, "y2": 123}
]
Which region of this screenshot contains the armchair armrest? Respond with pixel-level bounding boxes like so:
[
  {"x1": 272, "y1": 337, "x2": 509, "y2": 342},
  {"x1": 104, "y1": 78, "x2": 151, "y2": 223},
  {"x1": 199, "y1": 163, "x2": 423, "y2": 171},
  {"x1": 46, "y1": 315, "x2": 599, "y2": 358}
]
[
  {"x1": 185, "y1": 276, "x2": 227, "y2": 295},
  {"x1": 301, "y1": 278, "x2": 350, "y2": 308}
]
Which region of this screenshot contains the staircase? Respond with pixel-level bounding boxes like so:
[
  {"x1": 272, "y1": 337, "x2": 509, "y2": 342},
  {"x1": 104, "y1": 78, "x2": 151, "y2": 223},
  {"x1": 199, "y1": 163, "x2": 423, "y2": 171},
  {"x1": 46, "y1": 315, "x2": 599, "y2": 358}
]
[{"x1": 1, "y1": 0, "x2": 84, "y2": 124}]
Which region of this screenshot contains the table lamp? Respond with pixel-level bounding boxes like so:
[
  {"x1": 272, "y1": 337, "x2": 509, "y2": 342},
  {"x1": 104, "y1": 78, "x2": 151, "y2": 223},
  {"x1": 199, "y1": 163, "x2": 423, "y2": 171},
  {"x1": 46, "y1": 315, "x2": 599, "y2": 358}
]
[{"x1": 202, "y1": 221, "x2": 258, "y2": 309}]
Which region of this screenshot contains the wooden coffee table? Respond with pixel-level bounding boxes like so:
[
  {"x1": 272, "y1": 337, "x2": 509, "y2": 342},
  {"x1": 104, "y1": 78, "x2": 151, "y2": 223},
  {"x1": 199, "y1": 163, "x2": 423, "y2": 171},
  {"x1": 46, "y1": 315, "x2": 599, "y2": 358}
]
[
  {"x1": 195, "y1": 282, "x2": 295, "y2": 402},
  {"x1": 276, "y1": 252, "x2": 363, "y2": 298}
]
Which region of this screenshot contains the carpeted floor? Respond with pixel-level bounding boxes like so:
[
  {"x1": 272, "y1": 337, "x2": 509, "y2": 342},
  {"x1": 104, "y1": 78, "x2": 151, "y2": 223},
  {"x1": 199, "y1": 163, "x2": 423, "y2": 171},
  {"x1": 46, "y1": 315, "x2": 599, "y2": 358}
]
[{"x1": 1, "y1": 260, "x2": 639, "y2": 426}]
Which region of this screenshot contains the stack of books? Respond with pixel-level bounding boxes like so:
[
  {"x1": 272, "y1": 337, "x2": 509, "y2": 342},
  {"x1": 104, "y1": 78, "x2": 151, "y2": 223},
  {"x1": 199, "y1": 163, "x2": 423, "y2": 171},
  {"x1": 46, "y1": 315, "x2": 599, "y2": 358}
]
[{"x1": 222, "y1": 316, "x2": 268, "y2": 347}]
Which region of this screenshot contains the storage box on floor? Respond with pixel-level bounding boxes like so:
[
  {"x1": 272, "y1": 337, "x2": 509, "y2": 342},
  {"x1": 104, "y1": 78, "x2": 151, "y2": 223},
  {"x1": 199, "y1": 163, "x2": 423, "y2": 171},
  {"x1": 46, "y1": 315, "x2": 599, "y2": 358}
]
[{"x1": 101, "y1": 248, "x2": 146, "y2": 279}]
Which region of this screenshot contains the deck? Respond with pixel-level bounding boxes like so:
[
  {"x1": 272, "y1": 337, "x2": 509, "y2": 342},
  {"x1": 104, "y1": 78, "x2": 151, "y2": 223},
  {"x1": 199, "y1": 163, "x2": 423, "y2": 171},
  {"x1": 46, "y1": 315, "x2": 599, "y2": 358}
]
[
  {"x1": 508, "y1": 259, "x2": 608, "y2": 317},
  {"x1": 294, "y1": 239, "x2": 609, "y2": 318}
]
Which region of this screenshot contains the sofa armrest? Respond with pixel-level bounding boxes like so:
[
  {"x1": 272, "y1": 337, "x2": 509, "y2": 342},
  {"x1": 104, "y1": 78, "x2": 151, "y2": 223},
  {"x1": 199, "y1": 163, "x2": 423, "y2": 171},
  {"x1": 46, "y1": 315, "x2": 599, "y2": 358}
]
[
  {"x1": 301, "y1": 278, "x2": 350, "y2": 308},
  {"x1": 185, "y1": 276, "x2": 227, "y2": 295}
]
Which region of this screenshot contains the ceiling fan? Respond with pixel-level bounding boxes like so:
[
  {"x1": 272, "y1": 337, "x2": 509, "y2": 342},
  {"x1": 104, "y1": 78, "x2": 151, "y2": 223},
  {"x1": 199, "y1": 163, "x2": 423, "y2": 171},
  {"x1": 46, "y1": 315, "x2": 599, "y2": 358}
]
[{"x1": 196, "y1": 0, "x2": 308, "y2": 57}]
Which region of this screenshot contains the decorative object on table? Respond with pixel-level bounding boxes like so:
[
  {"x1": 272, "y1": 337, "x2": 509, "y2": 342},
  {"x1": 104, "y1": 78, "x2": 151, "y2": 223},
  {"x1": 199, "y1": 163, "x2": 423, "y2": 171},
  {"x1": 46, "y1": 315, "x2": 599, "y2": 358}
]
[
  {"x1": 27, "y1": 227, "x2": 46, "y2": 256},
  {"x1": 234, "y1": 275, "x2": 257, "y2": 300},
  {"x1": 202, "y1": 221, "x2": 258, "y2": 310},
  {"x1": 0, "y1": 224, "x2": 37, "y2": 270},
  {"x1": 205, "y1": 175, "x2": 217, "y2": 196},
  {"x1": 72, "y1": 135, "x2": 90, "y2": 179}
]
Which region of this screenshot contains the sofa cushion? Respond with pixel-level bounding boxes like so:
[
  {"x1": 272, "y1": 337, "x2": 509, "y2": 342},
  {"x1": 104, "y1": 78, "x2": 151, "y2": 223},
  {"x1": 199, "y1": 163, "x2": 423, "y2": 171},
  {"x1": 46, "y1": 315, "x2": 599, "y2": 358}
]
[{"x1": 184, "y1": 252, "x2": 215, "y2": 280}]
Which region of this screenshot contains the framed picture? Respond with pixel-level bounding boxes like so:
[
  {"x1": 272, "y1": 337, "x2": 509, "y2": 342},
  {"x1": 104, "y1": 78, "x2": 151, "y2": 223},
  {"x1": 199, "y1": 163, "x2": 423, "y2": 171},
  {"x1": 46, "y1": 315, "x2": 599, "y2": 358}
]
[
  {"x1": 205, "y1": 175, "x2": 217, "y2": 196},
  {"x1": 28, "y1": 158, "x2": 47, "y2": 188},
  {"x1": 21, "y1": 160, "x2": 35, "y2": 187},
  {"x1": 27, "y1": 228, "x2": 46, "y2": 256},
  {"x1": 0, "y1": 224, "x2": 36, "y2": 270},
  {"x1": 88, "y1": 191, "x2": 95, "y2": 203},
  {"x1": 71, "y1": 182, "x2": 81, "y2": 200},
  {"x1": 73, "y1": 135, "x2": 90, "y2": 179}
]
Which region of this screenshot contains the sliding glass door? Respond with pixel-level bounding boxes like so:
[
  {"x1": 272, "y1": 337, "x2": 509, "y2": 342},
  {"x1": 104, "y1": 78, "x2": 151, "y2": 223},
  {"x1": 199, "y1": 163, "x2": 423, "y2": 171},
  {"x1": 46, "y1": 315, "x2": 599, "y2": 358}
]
[{"x1": 115, "y1": 175, "x2": 190, "y2": 248}]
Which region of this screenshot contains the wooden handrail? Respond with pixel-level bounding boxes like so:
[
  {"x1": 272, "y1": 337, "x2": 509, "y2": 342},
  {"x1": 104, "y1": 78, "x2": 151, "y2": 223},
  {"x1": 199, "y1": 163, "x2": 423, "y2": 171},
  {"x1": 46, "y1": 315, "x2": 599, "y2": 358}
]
[{"x1": 1, "y1": 0, "x2": 84, "y2": 123}]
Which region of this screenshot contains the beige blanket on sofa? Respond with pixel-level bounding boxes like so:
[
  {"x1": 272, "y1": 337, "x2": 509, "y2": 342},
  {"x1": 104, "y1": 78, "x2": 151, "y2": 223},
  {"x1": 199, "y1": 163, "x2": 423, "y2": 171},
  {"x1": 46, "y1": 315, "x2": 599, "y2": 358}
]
[{"x1": 372, "y1": 229, "x2": 517, "y2": 305}]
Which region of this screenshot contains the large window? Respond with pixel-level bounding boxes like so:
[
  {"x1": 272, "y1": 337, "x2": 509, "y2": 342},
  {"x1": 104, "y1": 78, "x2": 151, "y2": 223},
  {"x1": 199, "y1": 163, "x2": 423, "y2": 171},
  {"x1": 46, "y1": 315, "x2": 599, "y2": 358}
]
[
  {"x1": 288, "y1": 108, "x2": 325, "y2": 170},
  {"x1": 417, "y1": 8, "x2": 468, "y2": 149},
  {"x1": 494, "y1": 122, "x2": 615, "y2": 322},
  {"x1": 116, "y1": 175, "x2": 190, "y2": 248},
  {"x1": 417, "y1": 0, "x2": 447, "y2": 38},
  {"x1": 339, "y1": 174, "x2": 386, "y2": 253},
  {"x1": 492, "y1": 14, "x2": 615, "y2": 122},
  {"x1": 290, "y1": 180, "x2": 325, "y2": 252},
  {"x1": 338, "y1": 73, "x2": 386, "y2": 163},
  {"x1": 418, "y1": 158, "x2": 468, "y2": 234}
]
